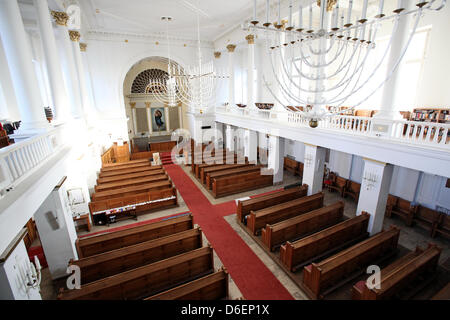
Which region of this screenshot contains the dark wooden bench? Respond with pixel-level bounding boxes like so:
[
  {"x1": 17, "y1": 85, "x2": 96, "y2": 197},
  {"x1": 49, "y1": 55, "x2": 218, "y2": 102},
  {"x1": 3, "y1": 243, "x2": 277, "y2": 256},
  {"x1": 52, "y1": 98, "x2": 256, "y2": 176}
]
[
  {"x1": 101, "y1": 161, "x2": 152, "y2": 172},
  {"x1": 76, "y1": 213, "x2": 193, "y2": 258},
  {"x1": 99, "y1": 165, "x2": 162, "y2": 178},
  {"x1": 212, "y1": 169, "x2": 273, "y2": 198},
  {"x1": 352, "y1": 244, "x2": 441, "y2": 300},
  {"x1": 247, "y1": 193, "x2": 324, "y2": 235},
  {"x1": 200, "y1": 163, "x2": 249, "y2": 184},
  {"x1": 431, "y1": 282, "x2": 450, "y2": 300},
  {"x1": 412, "y1": 205, "x2": 441, "y2": 237},
  {"x1": 70, "y1": 228, "x2": 203, "y2": 284},
  {"x1": 236, "y1": 185, "x2": 308, "y2": 223},
  {"x1": 97, "y1": 169, "x2": 165, "y2": 185},
  {"x1": 95, "y1": 174, "x2": 169, "y2": 192},
  {"x1": 327, "y1": 173, "x2": 347, "y2": 197},
  {"x1": 58, "y1": 246, "x2": 214, "y2": 300},
  {"x1": 91, "y1": 180, "x2": 172, "y2": 201},
  {"x1": 89, "y1": 188, "x2": 178, "y2": 220},
  {"x1": 102, "y1": 159, "x2": 150, "y2": 168},
  {"x1": 284, "y1": 157, "x2": 300, "y2": 175},
  {"x1": 280, "y1": 213, "x2": 370, "y2": 272},
  {"x1": 206, "y1": 165, "x2": 264, "y2": 190},
  {"x1": 262, "y1": 201, "x2": 345, "y2": 251},
  {"x1": 435, "y1": 213, "x2": 450, "y2": 239},
  {"x1": 194, "y1": 155, "x2": 245, "y2": 178},
  {"x1": 343, "y1": 180, "x2": 361, "y2": 202},
  {"x1": 302, "y1": 226, "x2": 400, "y2": 299},
  {"x1": 145, "y1": 268, "x2": 229, "y2": 300},
  {"x1": 385, "y1": 195, "x2": 416, "y2": 226}
]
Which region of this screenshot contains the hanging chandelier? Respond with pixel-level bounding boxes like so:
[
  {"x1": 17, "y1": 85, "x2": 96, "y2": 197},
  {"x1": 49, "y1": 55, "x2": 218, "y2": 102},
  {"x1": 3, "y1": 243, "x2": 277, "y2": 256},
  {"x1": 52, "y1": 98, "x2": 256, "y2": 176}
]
[
  {"x1": 148, "y1": 6, "x2": 227, "y2": 113},
  {"x1": 245, "y1": 0, "x2": 446, "y2": 127}
]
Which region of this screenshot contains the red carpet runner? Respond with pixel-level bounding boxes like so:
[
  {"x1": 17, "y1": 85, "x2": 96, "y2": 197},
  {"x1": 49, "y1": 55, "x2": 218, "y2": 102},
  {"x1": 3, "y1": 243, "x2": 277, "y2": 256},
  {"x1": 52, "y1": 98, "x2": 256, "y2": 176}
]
[{"x1": 163, "y1": 163, "x2": 293, "y2": 300}]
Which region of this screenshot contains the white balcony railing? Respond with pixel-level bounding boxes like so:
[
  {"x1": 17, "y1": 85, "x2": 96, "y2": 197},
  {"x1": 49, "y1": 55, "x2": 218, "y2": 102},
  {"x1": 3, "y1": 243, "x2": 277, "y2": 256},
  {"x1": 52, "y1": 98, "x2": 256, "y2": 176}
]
[{"x1": 216, "y1": 106, "x2": 450, "y2": 149}]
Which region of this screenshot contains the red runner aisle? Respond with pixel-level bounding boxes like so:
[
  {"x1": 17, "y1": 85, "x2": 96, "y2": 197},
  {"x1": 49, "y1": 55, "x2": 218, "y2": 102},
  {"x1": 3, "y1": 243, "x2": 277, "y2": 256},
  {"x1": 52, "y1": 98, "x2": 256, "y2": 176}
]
[{"x1": 163, "y1": 163, "x2": 293, "y2": 300}]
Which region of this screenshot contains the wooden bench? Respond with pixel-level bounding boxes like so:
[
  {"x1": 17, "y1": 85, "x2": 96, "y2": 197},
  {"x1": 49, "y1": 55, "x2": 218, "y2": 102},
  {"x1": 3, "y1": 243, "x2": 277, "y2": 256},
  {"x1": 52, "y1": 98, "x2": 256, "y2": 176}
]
[
  {"x1": 91, "y1": 180, "x2": 172, "y2": 201},
  {"x1": 302, "y1": 226, "x2": 400, "y2": 299},
  {"x1": 207, "y1": 165, "x2": 264, "y2": 190},
  {"x1": 194, "y1": 155, "x2": 246, "y2": 178},
  {"x1": 76, "y1": 214, "x2": 193, "y2": 258},
  {"x1": 236, "y1": 185, "x2": 308, "y2": 224},
  {"x1": 284, "y1": 157, "x2": 300, "y2": 175},
  {"x1": 58, "y1": 246, "x2": 214, "y2": 300},
  {"x1": 97, "y1": 169, "x2": 166, "y2": 185},
  {"x1": 280, "y1": 213, "x2": 370, "y2": 272},
  {"x1": 70, "y1": 228, "x2": 203, "y2": 284},
  {"x1": 95, "y1": 174, "x2": 169, "y2": 192},
  {"x1": 145, "y1": 268, "x2": 229, "y2": 300},
  {"x1": 343, "y1": 180, "x2": 361, "y2": 202},
  {"x1": 413, "y1": 205, "x2": 441, "y2": 237},
  {"x1": 262, "y1": 201, "x2": 345, "y2": 252},
  {"x1": 89, "y1": 188, "x2": 178, "y2": 220},
  {"x1": 101, "y1": 161, "x2": 151, "y2": 172},
  {"x1": 327, "y1": 173, "x2": 347, "y2": 197},
  {"x1": 99, "y1": 165, "x2": 162, "y2": 178},
  {"x1": 431, "y1": 283, "x2": 450, "y2": 300},
  {"x1": 435, "y1": 213, "x2": 450, "y2": 239},
  {"x1": 102, "y1": 159, "x2": 150, "y2": 168},
  {"x1": 385, "y1": 195, "x2": 416, "y2": 226},
  {"x1": 200, "y1": 163, "x2": 249, "y2": 184},
  {"x1": 212, "y1": 169, "x2": 273, "y2": 198},
  {"x1": 247, "y1": 193, "x2": 324, "y2": 235},
  {"x1": 352, "y1": 244, "x2": 441, "y2": 300}
]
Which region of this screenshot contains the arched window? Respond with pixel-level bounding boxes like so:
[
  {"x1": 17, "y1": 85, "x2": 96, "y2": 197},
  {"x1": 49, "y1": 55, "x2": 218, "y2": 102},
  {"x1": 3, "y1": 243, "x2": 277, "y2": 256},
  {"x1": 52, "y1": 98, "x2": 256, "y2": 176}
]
[{"x1": 131, "y1": 69, "x2": 169, "y2": 93}]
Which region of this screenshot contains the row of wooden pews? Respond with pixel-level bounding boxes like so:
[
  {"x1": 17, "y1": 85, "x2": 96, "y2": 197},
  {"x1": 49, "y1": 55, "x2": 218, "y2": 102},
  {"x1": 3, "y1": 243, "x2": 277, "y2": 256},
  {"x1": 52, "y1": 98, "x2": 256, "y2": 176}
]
[
  {"x1": 236, "y1": 187, "x2": 446, "y2": 300},
  {"x1": 189, "y1": 146, "x2": 274, "y2": 198},
  {"x1": 59, "y1": 214, "x2": 231, "y2": 300},
  {"x1": 89, "y1": 159, "x2": 178, "y2": 225}
]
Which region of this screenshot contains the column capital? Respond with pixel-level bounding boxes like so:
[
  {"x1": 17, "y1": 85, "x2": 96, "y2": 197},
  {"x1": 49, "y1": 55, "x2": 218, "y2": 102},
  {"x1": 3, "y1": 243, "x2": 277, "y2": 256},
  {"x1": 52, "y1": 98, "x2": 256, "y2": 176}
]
[
  {"x1": 50, "y1": 11, "x2": 69, "y2": 26},
  {"x1": 130, "y1": 102, "x2": 136, "y2": 109},
  {"x1": 226, "y1": 44, "x2": 236, "y2": 52},
  {"x1": 363, "y1": 157, "x2": 388, "y2": 166},
  {"x1": 145, "y1": 102, "x2": 151, "y2": 108},
  {"x1": 79, "y1": 42, "x2": 87, "y2": 52},
  {"x1": 245, "y1": 34, "x2": 255, "y2": 45},
  {"x1": 214, "y1": 51, "x2": 221, "y2": 59},
  {"x1": 69, "y1": 30, "x2": 80, "y2": 42}
]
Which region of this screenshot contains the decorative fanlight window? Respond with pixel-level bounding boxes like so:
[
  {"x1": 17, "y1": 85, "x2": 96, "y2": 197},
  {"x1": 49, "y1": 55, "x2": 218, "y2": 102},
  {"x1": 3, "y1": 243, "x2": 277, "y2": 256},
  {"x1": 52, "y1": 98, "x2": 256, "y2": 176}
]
[{"x1": 131, "y1": 69, "x2": 169, "y2": 94}]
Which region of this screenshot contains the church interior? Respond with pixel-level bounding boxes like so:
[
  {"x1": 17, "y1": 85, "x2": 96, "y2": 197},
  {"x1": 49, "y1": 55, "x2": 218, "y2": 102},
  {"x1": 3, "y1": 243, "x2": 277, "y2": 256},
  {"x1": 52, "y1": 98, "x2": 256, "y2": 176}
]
[{"x1": 0, "y1": 0, "x2": 450, "y2": 301}]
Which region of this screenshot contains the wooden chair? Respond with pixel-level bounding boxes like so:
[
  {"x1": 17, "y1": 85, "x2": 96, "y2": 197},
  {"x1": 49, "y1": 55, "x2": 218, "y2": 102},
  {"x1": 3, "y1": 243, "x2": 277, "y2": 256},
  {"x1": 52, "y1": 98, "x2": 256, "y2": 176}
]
[
  {"x1": 413, "y1": 205, "x2": 441, "y2": 237},
  {"x1": 343, "y1": 180, "x2": 361, "y2": 202},
  {"x1": 385, "y1": 195, "x2": 416, "y2": 226},
  {"x1": 327, "y1": 173, "x2": 347, "y2": 197},
  {"x1": 434, "y1": 213, "x2": 450, "y2": 240}
]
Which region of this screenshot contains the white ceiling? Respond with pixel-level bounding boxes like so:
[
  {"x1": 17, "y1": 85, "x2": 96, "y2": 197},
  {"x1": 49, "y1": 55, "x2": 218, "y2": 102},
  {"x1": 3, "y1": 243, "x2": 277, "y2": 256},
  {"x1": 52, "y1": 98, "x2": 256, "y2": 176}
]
[{"x1": 79, "y1": 0, "x2": 256, "y2": 41}]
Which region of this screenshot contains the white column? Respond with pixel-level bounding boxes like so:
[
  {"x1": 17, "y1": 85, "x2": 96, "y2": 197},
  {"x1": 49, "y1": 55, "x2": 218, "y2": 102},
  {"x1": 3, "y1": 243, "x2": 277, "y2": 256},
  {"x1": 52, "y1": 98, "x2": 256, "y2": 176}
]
[
  {"x1": 164, "y1": 105, "x2": 170, "y2": 132},
  {"x1": 226, "y1": 44, "x2": 236, "y2": 106},
  {"x1": 80, "y1": 43, "x2": 98, "y2": 120},
  {"x1": 145, "y1": 102, "x2": 152, "y2": 134},
  {"x1": 246, "y1": 35, "x2": 255, "y2": 109},
  {"x1": 51, "y1": 11, "x2": 82, "y2": 118},
  {"x1": 0, "y1": 0, "x2": 49, "y2": 131},
  {"x1": 225, "y1": 124, "x2": 234, "y2": 152},
  {"x1": 69, "y1": 30, "x2": 89, "y2": 118},
  {"x1": 356, "y1": 158, "x2": 394, "y2": 235},
  {"x1": 244, "y1": 129, "x2": 258, "y2": 164},
  {"x1": 214, "y1": 122, "x2": 224, "y2": 150},
  {"x1": 0, "y1": 40, "x2": 20, "y2": 121},
  {"x1": 268, "y1": 135, "x2": 284, "y2": 184},
  {"x1": 375, "y1": 0, "x2": 412, "y2": 121},
  {"x1": 130, "y1": 102, "x2": 137, "y2": 135},
  {"x1": 302, "y1": 144, "x2": 326, "y2": 195},
  {"x1": 178, "y1": 102, "x2": 183, "y2": 129},
  {"x1": 34, "y1": 0, "x2": 71, "y2": 122}
]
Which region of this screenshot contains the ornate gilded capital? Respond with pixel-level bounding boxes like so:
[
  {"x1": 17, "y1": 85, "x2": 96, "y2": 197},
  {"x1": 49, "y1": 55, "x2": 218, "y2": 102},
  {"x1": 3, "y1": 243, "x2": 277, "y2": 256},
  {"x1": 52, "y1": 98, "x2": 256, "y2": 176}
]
[
  {"x1": 317, "y1": 0, "x2": 337, "y2": 12},
  {"x1": 145, "y1": 102, "x2": 151, "y2": 108},
  {"x1": 245, "y1": 34, "x2": 255, "y2": 45},
  {"x1": 226, "y1": 44, "x2": 236, "y2": 53},
  {"x1": 130, "y1": 102, "x2": 136, "y2": 109},
  {"x1": 214, "y1": 52, "x2": 221, "y2": 59},
  {"x1": 69, "y1": 30, "x2": 81, "y2": 42},
  {"x1": 79, "y1": 43, "x2": 87, "y2": 52},
  {"x1": 51, "y1": 11, "x2": 69, "y2": 26}
]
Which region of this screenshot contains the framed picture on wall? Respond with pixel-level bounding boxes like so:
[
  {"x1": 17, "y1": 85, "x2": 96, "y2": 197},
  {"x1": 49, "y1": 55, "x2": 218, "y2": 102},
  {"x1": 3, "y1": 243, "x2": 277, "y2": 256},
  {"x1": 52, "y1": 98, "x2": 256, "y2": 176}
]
[{"x1": 151, "y1": 107, "x2": 166, "y2": 132}]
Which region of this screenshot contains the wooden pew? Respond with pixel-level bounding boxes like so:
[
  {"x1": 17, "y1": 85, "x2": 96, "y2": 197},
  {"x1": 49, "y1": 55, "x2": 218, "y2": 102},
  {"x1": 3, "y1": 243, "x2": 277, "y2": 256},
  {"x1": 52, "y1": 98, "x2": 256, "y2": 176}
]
[
  {"x1": 101, "y1": 161, "x2": 151, "y2": 172},
  {"x1": 193, "y1": 154, "x2": 243, "y2": 177},
  {"x1": 89, "y1": 188, "x2": 177, "y2": 220},
  {"x1": 413, "y1": 205, "x2": 441, "y2": 237},
  {"x1": 102, "y1": 159, "x2": 150, "y2": 168},
  {"x1": 207, "y1": 165, "x2": 264, "y2": 190},
  {"x1": 94, "y1": 174, "x2": 169, "y2": 192},
  {"x1": 280, "y1": 213, "x2": 370, "y2": 272},
  {"x1": 76, "y1": 214, "x2": 193, "y2": 258},
  {"x1": 385, "y1": 195, "x2": 416, "y2": 226},
  {"x1": 302, "y1": 226, "x2": 400, "y2": 299},
  {"x1": 212, "y1": 169, "x2": 273, "y2": 198},
  {"x1": 247, "y1": 193, "x2": 324, "y2": 235},
  {"x1": 99, "y1": 165, "x2": 162, "y2": 178},
  {"x1": 262, "y1": 201, "x2": 345, "y2": 251},
  {"x1": 58, "y1": 246, "x2": 214, "y2": 300},
  {"x1": 236, "y1": 185, "x2": 308, "y2": 223},
  {"x1": 284, "y1": 157, "x2": 300, "y2": 175},
  {"x1": 343, "y1": 180, "x2": 361, "y2": 202},
  {"x1": 91, "y1": 180, "x2": 172, "y2": 201},
  {"x1": 145, "y1": 268, "x2": 229, "y2": 300},
  {"x1": 71, "y1": 228, "x2": 203, "y2": 284},
  {"x1": 431, "y1": 283, "x2": 450, "y2": 300},
  {"x1": 352, "y1": 244, "x2": 441, "y2": 300},
  {"x1": 200, "y1": 163, "x2": 249, "y2": 184},
  {"x1": 435, "y1": 213, "x2": 450, "y2": 240},
  {"x1": 96, "y1": 169, "x2": 165, "y2": 184},
  {"x1": 327, "y1": 173, "x2": 347, "y2": 197}
]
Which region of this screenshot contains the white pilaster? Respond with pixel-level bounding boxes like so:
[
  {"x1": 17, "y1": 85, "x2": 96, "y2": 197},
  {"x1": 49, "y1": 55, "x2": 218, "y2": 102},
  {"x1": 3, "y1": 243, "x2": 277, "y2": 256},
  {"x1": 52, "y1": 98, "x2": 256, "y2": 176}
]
[
  {"x1": 356, "y1": 158, "x2": 394, "y2": 235},
  {"x1": 302, "y1": 144, "x2": 326, "y2": 195},
  {"x1": 246, "y1": 35, "x2": 255, "y2": 109},
  {"x1": 225, "y1": 124, "x2": 234, "y2": 152},
  {"x1": 0, "y1": 0, "x2": 49, "y2": 132},
  {"x1": 130, "y1": 103, "x2": 137, "y2": 135},
  {"x1": 226, "y1": 44, "x2": 236, "y2": 106},
  {"x1": 268, "y1": 135, "x2": 284, "y2": 184},
  {"x1": 34, "y1": 0, "x2": 71, "y2": 122},
  {"x1": 69, "y1": 30, "x2": 89, "y2": 119},
  {"x1": 145, "y1": 102, "x2": 152, "y2": 134},
  {"x1": 214, "y1": 122, "x2": 224, "y2": 150},
  {"x1": 244, "y1": 129, "x2": 258, "y2": 164},
  {"x1": 164, "y1": 106, "x2": 170, "y2": 132}
]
